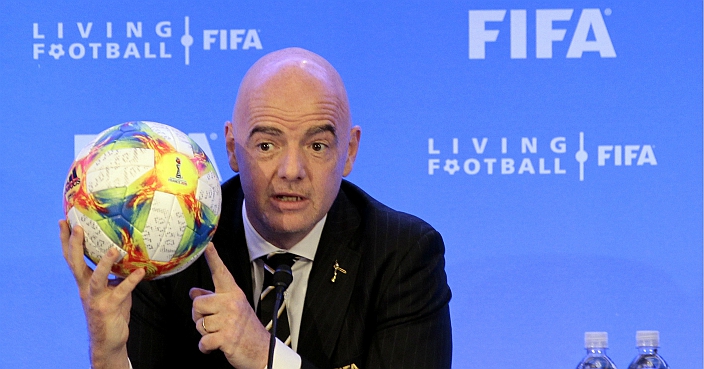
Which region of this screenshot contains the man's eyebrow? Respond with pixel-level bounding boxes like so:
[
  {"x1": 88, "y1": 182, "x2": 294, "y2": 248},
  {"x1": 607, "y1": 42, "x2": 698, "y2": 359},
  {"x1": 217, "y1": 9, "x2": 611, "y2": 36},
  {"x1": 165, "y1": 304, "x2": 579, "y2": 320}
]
[
  {"x1": 305, "y1": 123, "x2": 337, "y2": 138},
  {"x1": 248, "y1": 126, "x2": 283, "y2": 138}
]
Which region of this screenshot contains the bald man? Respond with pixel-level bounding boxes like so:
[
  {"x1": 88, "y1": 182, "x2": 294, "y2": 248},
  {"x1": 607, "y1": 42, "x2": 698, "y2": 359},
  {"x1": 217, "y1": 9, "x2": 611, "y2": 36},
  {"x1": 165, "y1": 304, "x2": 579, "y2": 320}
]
[{"x1": 61, "y1": 48, "x2": 452, "y2": 369}]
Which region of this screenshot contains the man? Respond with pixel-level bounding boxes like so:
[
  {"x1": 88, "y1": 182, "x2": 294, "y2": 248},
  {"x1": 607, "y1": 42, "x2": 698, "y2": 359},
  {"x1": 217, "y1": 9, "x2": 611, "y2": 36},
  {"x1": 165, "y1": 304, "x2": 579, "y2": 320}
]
[{"x1": 60, "y1": 47, "x2": 452, "y2": 369}]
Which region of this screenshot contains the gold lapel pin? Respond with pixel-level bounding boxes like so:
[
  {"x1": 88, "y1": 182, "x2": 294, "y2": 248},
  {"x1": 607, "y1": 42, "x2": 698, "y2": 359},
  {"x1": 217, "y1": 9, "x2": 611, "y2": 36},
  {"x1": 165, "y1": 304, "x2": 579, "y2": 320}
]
[{"x1": 331, "y1": 260, "x2": 347, "y2": 283}]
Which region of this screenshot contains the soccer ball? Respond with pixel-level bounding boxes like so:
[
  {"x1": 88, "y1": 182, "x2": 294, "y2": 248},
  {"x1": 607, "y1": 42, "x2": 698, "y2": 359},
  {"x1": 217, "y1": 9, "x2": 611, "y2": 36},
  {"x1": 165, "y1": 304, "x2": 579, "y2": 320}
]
[{"x1": 63, "y1": 121, "x2": 222, "y2": 280}]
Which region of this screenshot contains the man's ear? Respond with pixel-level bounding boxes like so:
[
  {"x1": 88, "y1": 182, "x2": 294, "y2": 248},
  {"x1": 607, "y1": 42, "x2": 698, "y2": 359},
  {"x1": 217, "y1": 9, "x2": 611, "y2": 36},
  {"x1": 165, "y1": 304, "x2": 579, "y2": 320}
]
[
  {"x1": 342, "y1": 126, "x2": 361, "y2": 177},
  {"x1": 225, "y1": 121, "x2": 239, "y2": 172}
]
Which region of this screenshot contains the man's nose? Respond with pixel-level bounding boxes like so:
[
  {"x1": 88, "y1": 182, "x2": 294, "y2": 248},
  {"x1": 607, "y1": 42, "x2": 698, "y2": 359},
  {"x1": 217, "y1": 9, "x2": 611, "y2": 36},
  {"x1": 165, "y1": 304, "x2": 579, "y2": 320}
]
[{"x1": 278, "y1": 147, "x2": 306, "y2": 180}]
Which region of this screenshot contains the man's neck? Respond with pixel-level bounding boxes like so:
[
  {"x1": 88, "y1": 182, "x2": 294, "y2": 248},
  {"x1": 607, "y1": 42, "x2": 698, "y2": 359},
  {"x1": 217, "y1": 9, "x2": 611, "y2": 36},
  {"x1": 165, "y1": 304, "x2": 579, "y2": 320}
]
[
  {"x1": 257, "y1": 230, "x2": 306, "y2": 250},
  {"x1": 242, "y1": 200, "x2": 324, "y2": 250}
]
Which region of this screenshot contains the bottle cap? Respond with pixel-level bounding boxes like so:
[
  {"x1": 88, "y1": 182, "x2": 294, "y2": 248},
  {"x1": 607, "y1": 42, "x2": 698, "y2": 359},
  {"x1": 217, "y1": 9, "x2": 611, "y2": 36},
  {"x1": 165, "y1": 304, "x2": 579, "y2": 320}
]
[
  {"x1": 584, "y1": 332, "x2": 608, "y2": 348},
  {"x1": 636, "y1": 330, "x2": 660, "y2": 347}
]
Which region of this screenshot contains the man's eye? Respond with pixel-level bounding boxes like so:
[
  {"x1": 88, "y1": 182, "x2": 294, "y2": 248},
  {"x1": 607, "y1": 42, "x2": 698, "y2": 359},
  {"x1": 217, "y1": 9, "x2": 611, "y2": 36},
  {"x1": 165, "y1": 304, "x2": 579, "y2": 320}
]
[
  {"x1": 258, "y1": 143, "x2": 272, "y2": 151},
  {"x1": 311, "y1": 142, "x2": 326, "y2": 151}
]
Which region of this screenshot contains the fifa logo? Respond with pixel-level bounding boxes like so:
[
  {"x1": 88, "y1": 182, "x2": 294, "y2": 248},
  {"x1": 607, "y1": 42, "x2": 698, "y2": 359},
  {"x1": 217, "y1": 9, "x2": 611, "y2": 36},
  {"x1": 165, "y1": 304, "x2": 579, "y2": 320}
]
[
  {"x1": 427, "y1": 133, "x2": 657, "y2": 181},
  {"x1": 32, "y1": 17, "x2": 264, "y2": 66},
  {"x1": 468, "y1": 8, "x2": 616, "y2": 59},
  {"x1": 175, "y1": 157, "x2": 182, "y2": 179}
]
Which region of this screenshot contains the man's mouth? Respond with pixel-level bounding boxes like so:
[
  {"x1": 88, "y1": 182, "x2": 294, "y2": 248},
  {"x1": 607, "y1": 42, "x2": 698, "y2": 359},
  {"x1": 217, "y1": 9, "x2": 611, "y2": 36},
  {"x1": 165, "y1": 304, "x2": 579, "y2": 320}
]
[{"x1": 275, "y1": 195, "x2": 304, "y2": 202}]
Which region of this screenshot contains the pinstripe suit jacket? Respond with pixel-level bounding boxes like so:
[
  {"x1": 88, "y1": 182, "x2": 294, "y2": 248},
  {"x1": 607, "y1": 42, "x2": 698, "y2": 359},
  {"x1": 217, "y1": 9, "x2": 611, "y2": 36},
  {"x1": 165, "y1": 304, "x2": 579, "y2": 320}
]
[{"x1": 128, "y1": 176, "x2": 452, "y2": 369}]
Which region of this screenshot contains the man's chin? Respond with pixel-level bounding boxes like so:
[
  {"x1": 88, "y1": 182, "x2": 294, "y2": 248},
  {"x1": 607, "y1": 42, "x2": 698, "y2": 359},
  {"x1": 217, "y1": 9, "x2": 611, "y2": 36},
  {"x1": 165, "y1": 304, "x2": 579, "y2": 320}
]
[
  {"x1": 258, "y1": 217, "x2": 317, "y2": 247},
  {"x1": 267, "y1": 221, "x2": 314, "y2": 237}
]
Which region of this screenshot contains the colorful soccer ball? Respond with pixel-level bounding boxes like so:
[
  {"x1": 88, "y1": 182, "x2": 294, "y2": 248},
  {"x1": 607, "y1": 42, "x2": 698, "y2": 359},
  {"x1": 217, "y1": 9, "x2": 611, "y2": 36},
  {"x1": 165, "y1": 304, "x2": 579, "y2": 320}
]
[{"x1": 63, "y1": 121, "x2": 222, "y2": 280}]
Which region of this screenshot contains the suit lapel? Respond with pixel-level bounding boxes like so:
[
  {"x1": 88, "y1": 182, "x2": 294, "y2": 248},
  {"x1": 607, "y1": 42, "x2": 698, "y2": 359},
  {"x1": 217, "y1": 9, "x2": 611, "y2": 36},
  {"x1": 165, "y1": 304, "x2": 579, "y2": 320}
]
[{"x1": 297, "y1": 189, "x2": 362, "y2": 364}]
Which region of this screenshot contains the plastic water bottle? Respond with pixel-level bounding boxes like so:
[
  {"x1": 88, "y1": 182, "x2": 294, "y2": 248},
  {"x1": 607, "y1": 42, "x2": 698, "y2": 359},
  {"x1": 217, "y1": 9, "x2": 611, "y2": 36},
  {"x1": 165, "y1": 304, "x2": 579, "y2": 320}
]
[
  {"x1": 627, "y1": 331, "x2": 670, "y2": 369},
  {"x1": 576, "y1": 332, "x2": 618, "y2": 369}
]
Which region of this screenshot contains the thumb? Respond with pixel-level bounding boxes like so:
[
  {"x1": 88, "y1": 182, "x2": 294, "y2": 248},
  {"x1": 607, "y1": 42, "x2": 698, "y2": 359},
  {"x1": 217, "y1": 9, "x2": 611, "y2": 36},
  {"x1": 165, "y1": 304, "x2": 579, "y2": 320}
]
[
  {"x1": 203, "y1": 243, "x2": 237, "y2": 293},
  {"x1": 189, "y1": 287, "x2": 213, "y2": 300}
]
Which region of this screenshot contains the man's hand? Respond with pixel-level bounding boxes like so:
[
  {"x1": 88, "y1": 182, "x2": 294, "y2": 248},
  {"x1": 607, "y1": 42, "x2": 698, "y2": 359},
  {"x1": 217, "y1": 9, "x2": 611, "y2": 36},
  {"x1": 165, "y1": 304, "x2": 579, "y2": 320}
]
[
  {"x1": 59, "y1": 220, "x2": 145, "y2": 369},
  {"x1": 190, "y1": 243, "x2": 270, "y2": 369}
]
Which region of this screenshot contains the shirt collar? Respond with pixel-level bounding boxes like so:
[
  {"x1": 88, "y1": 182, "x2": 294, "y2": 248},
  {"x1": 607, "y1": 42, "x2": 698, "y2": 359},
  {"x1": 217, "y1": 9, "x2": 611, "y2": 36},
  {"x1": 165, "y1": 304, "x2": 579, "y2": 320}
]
[{"x1": 242, "y1": 199, "x2": 325, "y2": 263}]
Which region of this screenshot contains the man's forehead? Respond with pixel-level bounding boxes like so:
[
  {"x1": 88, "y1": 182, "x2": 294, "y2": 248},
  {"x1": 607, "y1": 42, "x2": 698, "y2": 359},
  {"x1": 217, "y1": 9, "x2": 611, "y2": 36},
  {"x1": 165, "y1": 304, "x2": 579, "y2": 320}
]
[{"x1": 243, "y1": 79, "x2": 343, "y2": 125}]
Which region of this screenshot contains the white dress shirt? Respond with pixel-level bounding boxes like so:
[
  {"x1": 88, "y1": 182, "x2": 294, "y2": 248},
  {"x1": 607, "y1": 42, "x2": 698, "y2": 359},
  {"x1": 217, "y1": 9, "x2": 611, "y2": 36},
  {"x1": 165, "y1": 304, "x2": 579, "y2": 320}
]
[{"x1": 242, "y1": 200, "x2": 326, "y2": 369}]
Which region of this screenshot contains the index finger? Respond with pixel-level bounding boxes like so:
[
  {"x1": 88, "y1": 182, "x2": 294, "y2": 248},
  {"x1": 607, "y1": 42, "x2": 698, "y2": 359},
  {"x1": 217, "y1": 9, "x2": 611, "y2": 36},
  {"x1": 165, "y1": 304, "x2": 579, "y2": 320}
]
[{"x1": 203, "y1": 243, "x2": 237, "y2": 293}]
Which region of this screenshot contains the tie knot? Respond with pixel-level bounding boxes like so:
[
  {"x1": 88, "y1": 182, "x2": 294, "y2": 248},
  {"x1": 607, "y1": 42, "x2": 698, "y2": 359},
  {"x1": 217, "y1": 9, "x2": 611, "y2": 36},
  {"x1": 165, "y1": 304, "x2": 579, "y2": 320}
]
[{"x1": 261, "y1": 252, "x2": 298, "y2": 272}]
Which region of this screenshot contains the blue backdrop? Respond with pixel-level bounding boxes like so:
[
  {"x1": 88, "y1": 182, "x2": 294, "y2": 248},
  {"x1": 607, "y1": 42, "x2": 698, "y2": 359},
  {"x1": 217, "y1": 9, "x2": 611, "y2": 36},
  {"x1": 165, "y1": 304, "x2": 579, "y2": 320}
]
[{"x1": 0, "y1": 1, "x2": 701, "y2": 368}]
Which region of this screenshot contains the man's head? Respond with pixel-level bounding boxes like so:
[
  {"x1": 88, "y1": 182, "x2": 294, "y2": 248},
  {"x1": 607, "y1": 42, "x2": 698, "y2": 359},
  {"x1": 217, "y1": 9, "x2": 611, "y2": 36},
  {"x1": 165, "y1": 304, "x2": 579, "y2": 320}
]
[{"x1": 225, "y1": 48, "x2": 361, "y2": 249}]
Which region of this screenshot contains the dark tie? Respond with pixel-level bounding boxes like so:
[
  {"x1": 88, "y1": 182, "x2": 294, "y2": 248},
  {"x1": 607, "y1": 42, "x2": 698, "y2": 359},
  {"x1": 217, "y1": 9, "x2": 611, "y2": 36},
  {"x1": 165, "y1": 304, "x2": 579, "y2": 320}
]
[{"x1": 257, "y1": 252, "x2": 299, "y2": 346}]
